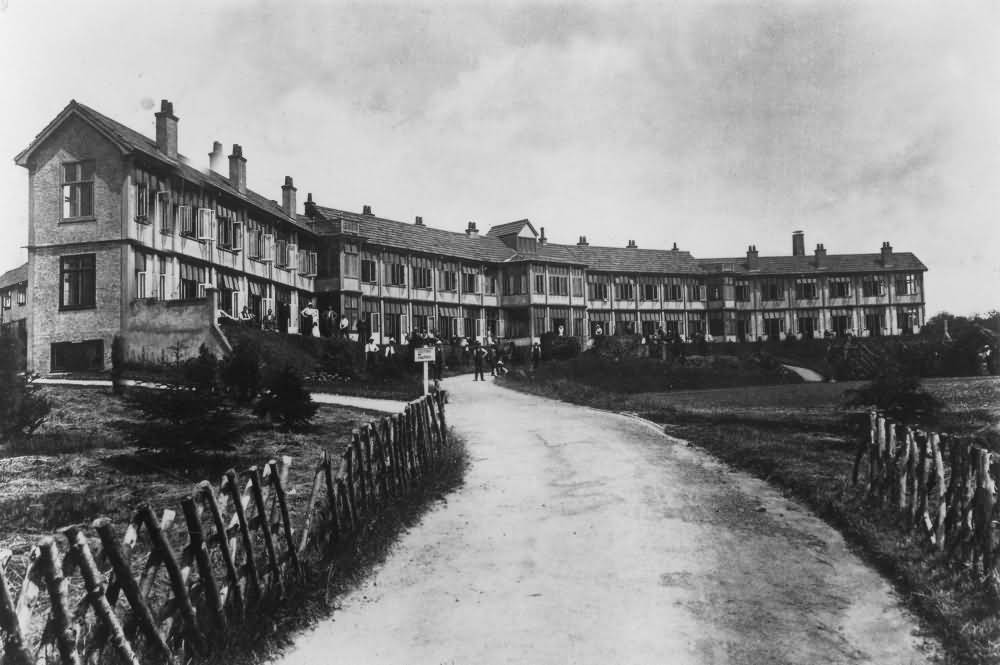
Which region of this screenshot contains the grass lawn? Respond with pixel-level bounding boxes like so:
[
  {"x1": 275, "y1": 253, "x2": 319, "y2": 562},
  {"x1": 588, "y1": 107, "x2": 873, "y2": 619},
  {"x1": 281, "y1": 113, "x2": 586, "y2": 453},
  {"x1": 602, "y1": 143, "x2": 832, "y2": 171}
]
[
  {"x1": 0, "y1": 385, "x2": 380, "y2": 559},
  {"x1": 501, "y1": 370, "x2": 1000, "y2": 664}
]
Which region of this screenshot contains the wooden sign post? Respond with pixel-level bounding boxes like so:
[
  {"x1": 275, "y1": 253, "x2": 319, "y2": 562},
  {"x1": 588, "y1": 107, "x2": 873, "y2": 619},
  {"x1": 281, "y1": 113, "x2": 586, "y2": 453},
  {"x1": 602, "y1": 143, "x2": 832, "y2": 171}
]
[{"x1": 413, "y1": 346, "x2": 435, "y2": 396}]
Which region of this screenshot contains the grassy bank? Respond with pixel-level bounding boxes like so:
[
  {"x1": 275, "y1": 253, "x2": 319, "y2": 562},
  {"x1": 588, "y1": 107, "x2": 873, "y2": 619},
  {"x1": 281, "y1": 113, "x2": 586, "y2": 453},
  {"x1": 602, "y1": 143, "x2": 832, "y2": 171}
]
[{"x1": 500, "y1": 371, "x2": 1000, "y2": 664}]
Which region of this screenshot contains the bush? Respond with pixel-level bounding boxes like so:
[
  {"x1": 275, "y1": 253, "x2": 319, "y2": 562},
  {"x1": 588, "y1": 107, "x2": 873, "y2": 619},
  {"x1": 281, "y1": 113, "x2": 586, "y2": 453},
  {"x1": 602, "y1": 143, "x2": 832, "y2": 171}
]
[
  {"x1": 184, "y1": 343, "x2": 220, "y2": 393},
  {"x1": 0, "y1": 333, "x2": 50, "y2": 441},
  {"x1": 124, "y1": 385, "x2": 235, "y2": 449},
  {"x1": 254, "y1": 365, "x2": 318, "y2": 428},
  {"x1": 540, "y1": 332, "x2": 581, "y2": 361},
  {"x1": 842, "y1": 363, "x2": 944, "y2": 427}
]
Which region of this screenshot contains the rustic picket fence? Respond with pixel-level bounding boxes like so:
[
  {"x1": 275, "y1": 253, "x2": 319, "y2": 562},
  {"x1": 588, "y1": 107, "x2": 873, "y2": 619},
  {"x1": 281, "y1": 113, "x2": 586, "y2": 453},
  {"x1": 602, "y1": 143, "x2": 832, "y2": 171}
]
[
  {"x1": 853, "y1": 408, "x2": 999, "y2": 585},
  {"x1": 0, "y1": 391, "x2": 449, "y2": 665}
]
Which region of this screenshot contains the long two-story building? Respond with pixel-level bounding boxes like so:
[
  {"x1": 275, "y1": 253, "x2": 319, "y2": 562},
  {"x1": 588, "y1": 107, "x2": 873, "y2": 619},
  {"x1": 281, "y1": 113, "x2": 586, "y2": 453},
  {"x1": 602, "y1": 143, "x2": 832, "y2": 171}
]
[{"x1": 10, "y1": 99, "x2": 927, "y2": 374}]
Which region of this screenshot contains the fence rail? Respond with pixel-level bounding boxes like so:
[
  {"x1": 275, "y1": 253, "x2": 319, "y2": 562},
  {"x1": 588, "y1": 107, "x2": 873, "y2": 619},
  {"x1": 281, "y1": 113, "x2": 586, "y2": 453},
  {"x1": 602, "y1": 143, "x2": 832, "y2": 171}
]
[
  {"x1": 854, "y1": 408, "x2": 999, "y2": 586},
  {"x1": 0, "y1": 391, "x2": 449, "y2": 665}
]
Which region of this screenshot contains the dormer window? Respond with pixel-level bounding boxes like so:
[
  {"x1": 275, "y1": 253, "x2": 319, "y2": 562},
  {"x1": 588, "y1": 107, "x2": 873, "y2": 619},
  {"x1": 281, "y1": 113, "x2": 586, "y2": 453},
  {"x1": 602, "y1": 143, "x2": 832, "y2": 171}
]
[
  {"x1": 516, "y1": 237, "x2": 536, "y2": 254},
  {"x1": 62, "y1": 160, "x2": 95, "y2": 220}
]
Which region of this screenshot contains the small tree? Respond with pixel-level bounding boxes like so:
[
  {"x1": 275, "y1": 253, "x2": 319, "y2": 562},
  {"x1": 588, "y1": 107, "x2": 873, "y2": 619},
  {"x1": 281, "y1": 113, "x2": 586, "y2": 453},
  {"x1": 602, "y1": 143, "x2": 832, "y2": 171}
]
[
  {"x1": 0, "y1": 333, "x2": 50, "y2": 441},
  {"x1": 222, "y1": 339, "x2": 261, "y2": 404},
  {"x1": 254, "y1": 365, "x2": 318, "y2": 427}
]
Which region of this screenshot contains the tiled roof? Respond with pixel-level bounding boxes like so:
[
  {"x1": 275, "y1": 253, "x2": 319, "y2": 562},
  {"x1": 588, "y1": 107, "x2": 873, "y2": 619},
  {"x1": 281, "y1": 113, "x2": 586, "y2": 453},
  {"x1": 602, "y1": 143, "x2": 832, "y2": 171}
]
[
  {"x1": 696, "y1": 252, "x2": 927, "y2": 275},
  {"x1": 17, "y1": 101, "x2": 313, "y2": 234},
  {"x1": 562, "y1": 244, "x2": 702, "y2": 274},
  {"x1": 312, "y1": 206, "x2": 518, "y2": 262},
  {"x1": 486, "y1": 219, "x2": 535, "y2": 237},
  {"x1": 0, "y1": 263, "x2": 28, "y2": 289}
]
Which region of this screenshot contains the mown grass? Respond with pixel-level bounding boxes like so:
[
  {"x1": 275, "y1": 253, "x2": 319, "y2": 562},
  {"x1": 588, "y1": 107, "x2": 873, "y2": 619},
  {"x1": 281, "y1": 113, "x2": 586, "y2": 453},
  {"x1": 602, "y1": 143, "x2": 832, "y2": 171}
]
[{"x1": 500, "y1": 370, "x2": 1000, "y2": 664}]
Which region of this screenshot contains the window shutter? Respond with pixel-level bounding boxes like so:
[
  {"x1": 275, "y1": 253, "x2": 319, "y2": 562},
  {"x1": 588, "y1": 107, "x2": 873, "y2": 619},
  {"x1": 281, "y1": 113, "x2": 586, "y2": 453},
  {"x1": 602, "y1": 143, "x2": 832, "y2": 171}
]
[
  {"x1": 288, "y1": 243, "x2": 298, "y2": 271},
  {"x1": 262, "y1": 234, "x2": 274, "y2": 262},
  {"x1": 128, "y1": 183, "x2": 137, "y2": 224},
  {"x1": 197, "y1": 209, "x2": 214, "y2": 240},
  {"x1": 232, "y1": 221, "x2": 243, "y2": 251}
]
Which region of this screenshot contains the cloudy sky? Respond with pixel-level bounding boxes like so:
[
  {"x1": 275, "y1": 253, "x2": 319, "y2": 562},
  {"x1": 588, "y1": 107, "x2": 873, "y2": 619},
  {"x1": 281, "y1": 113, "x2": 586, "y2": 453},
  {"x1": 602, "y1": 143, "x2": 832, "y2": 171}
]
[{"x1": 1, "y1": 0, "x2": 997, "y2": 315}]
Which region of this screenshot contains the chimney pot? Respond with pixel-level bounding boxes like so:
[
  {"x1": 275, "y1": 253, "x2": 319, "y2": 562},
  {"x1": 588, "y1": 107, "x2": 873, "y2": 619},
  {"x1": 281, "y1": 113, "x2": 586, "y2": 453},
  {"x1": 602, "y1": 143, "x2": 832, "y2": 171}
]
[
  {"x1": 362, "y1": 205, "x2": 373, "y2": 216},
  {"x1": 747, "y1": 244, "x2": 759, "y2": 268},
  {"x1": 304, "y1": 192, "x2": 316, "y2": 218},
  {"x1": 466, "y1": 221, "x2": 479, "y2": 237},
  {"x1": 577, "y1": 235, "x2": 588, "y2": 246},
  {"x1": 155, "y1": 99, "x2": 178, "y2": 159},
  {"x1": 209, "y1": 141, "x2": 224, "y2": 172},
  {"x1": 880, "y1": 241, "x2": 893, "y2": 264},
  {"x1": 228, "y1": 144, "x2": 247, "y2": 194},
  {"x1": 672, "y1": 242, "x2": 678, "y2": 251},
  {"x1": 792, "y1": 230, "x2": 805, "y2": 256},
  {"x1": 627, "y1": 239, "x2": 637, "y2": 248},
  {"x1": 415, "y1": 215, "x2": 424, "y2": 226},
  {"x1": 281, "y1": 176, "x2": 297, "y2": 217}
]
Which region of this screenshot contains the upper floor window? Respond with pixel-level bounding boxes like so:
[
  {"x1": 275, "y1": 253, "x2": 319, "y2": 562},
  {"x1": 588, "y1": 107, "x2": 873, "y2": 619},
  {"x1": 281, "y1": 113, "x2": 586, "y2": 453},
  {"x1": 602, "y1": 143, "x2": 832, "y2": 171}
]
[
  {"x1": 60, "y1": 254, "x2": 96, "y2": 310},
  {"x1": 708, "y1": 285, "x2": 723, "y2": 301},
  {"x1": 135, "y1": 183, "x2": 150, "y2": 223},
  {"x1": 761, "y1": 279, "x2": 783, "y2": 301},
  {"x1": 17, "y1": 287, "x2": 26, "y2": 306},
  {"x1": 614, "y1": 282, "x2": 634, "y2": 301},
  {"x1": 389, "y1": 263, "x2": 406, "y2": 286},
  {"x1": 795, "y1": 280, "x2": 817, "y2": 300},
  {"x1": 343, "y1": 244, "x2": 360, "y2": 278},
  {"x1": 361, "y1": 259, "x2": 377, "y2": 283},
  {"x1": 588, "y1": 281, "x2": 608, "y2": 300},
  {"x1": 895, "y1": 273, "x2": 919, "y2": 296},
  {"x1": 549, "y1": 275, "x2": 569, "y2": 297},
  {"x1": 534, "y1": 274, "x2": 545, "y2": 294},
  {"x1": 688, "y1": 280, "x2": 705, "y2": 302},
  {"x1": 462, "y1": 272, "x2": 478, "y2": 293},
  {"x1": 62, "y1": 161, "x2": 95, "y2": 220},
  {"x1": 734, "y1": 281, "x2": 750, "y2": 302},
  {"x1": 862, "y1": 276, "x2": 886, "y2": 298},
  {"x1": 829, "y1": 279, "x2": 851, "y2": 299},
  {"x1": 571, "y1": 277, "x2": 583, "y2": 298},
  {"x1": 641, "y1": 283, "x2": 658, "y2": 301},
  {"x1": 441, "y1": 269, "x2": 458, "y2": 291},
  {"x1": 413, "y1": 266, "x2": 432, "y2": 289},
  {"x1": 1, "y1": 292, "x2": 10, "y2": 309},
  {"x1": 665, "y1": 283, "x2": 683, "y2": 301}
]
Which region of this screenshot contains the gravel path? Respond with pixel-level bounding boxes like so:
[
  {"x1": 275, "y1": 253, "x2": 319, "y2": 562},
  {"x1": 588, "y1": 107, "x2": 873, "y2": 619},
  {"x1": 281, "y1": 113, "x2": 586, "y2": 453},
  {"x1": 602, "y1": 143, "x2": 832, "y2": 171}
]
[{"x1": 274, "y1": 375, "x2": 935, "y2": 664}]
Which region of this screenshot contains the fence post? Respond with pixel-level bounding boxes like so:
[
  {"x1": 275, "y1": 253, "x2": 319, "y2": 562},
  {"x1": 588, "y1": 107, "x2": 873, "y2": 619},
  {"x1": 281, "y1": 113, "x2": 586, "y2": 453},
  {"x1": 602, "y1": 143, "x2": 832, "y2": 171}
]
[
  {"x1": 865, "y1": 410, "x2": 877, "y2": 492},
  {"x1": 896, "y1": 423, "x2": 910, "y2": 514},
  {"x1": 321, "y1": 452, "x2": 343, "y2": 540},
  {"x1": 93, "y1": 518, "x2": 172, "y2": 661},
  {"x1": 344, "y1": 448, "x2": 360, "y2": 530},
  {"x1": 298, "y1": 461, "x2": 327, "y2": 557},
  {"x1": 197, "y1": 481, "x2": 244, "y2": 618},
  {"x1": 222, "y1": 470, "x2": 261, "y2": 605},
  {"x1": 917, "y1": 430, "x2": 931, "y2": 533},
  {"x1": 0, "y1": 549, "x2": 32, "y2": 665},
  {"x1": 906, "y1": 428, "x2": 919, "y2": 528},
  {"x1": 61, "y1": 526, "x2": 140, "y2": 665},
  {"x1": 267, "y1": 459, "x2": 300, "y2": 575},
  {"x1": 249, "y1": 467, "x2": 283, "y2": 597},
  {"x1": 137, "y1": 504, "x2": 208, "y2": 656},
  {"x1": 931, "y1": 433, "x2": 947, "y2": 550},
  {"x1": 180, "y1": 497, "x2": 228, "y2": 637},
  {"x1": 975, "y1": 447, "x2": 996, "y2": 573},
  {"x1": 361, "y1": 426, "x2": 376, "y2": 510},
  {"x1": 36, "y1": 537, "x2": 79, "y2": 665}
]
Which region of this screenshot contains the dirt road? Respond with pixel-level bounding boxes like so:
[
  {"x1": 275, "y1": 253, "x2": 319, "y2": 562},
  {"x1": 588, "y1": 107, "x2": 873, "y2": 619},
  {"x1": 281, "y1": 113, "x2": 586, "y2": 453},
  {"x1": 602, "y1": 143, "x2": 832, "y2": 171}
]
[{"x1": 275, "y1": 376, "x2": 935, "y2": 664}]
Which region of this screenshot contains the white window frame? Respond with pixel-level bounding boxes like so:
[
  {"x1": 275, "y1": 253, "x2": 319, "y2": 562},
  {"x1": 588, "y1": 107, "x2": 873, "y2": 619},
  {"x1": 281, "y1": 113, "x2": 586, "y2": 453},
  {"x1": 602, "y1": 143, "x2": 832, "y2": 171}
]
[
  {"x1": 136, "y1": 271, "x2": 148, "y2": 299},
  {"x1": 197, "y1": 208, "x2": 215, "y2": 241},
  {"x1": 262, "y1": 234, "x2": 275, "y2": 262},
  {"x1": 232, "y1": 221, "x2": 243, "y2": 252},
  {"x1": 287, "y1": 243, "x2": 298, "y2": 271},
  {"x1": 178, "y1": 205, "x2": 194, "y2": 236},
  {"x1": 156, "y1": 192, "x2": 172, "y2": 234}
]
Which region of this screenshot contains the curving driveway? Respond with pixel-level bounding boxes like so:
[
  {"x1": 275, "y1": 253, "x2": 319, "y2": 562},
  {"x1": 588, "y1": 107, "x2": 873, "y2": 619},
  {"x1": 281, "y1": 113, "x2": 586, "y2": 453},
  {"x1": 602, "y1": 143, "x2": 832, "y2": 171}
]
[{"x1": 275, "y1": 375, "x2": 935, "y2": 664}]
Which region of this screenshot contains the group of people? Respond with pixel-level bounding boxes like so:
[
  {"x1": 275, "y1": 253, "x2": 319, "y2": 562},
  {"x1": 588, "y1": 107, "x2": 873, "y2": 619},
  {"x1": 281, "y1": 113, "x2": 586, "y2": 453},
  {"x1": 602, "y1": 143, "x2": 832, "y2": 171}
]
[{"x1": 299, "y1": 301, "x2": 353, "y2": 339}]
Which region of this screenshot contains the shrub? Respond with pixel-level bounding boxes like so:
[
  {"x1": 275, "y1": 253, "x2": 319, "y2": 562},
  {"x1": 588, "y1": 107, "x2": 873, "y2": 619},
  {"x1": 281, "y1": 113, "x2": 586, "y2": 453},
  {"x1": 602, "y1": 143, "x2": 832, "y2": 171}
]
[
  {"x1": 842, "y1": 363, "x2": 944, "y2": 427},
  {"x1": 254, "y1": 365, "x2": 318, "y2": 427},
  {"x1": 0, "y1": 333, "x2": 50, "y2": 441},
  {"x1": 540, "y1": 332, "x2": 581, "y2": 361},
  {"x1": 222, "y1": 339, "x2": 261, "y2": 404},
  {"x1": 184, "y1": 343, "x2": 220, "y2": 393}
]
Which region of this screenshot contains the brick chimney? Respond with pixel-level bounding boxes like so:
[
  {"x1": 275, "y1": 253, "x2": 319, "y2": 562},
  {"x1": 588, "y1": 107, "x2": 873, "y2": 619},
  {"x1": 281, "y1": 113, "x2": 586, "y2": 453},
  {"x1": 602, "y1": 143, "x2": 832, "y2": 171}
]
[
  {"x1": 208, "y1": 141, "x2": 224, "y2": 173},
  {"x1": 281, "y1": 176, "x2": 297, "y2": 217},
  {"x1": 577, "y1": 236, "x2": 588, "y2": 246},
  {"x1": 228, "y1": 144, "x2": 246, "y2": 194},
  {"x1": 792, "y1": 230, "x2": 805, "y2": 256},
  {"x1": 415, "y1": 215, "x2": 424, "y2": 226},
  {"x1": 814, "y1": 243, "x2": 826, "y2": 266},
  {"x1": 627, "y1": 239, "x2": 637, "y2": 248},
  {"x1": 304, "y1": 192, "x2": 316, "y2": 218},
  {"x1": 466, "y1": 221, "x2": 479, "y2": 237},
  {"x1": 539, "y1": 227, "x2": 547, "y2": 245},
  {"x1": 672, "y1": 242, "x2": 679, "y2": 251},
  {"x1": 746, "y1": 244, "x2": 759, "y2": 269},
  {"x1": 880, "y1": 241, "x2": 893, "y2": 265},
  {"x1": 362, "y1": 205, "x2": 373, "y2": 216},
  {"x1": 154, "y1": 100, "x2": 178, "y2": 159}
]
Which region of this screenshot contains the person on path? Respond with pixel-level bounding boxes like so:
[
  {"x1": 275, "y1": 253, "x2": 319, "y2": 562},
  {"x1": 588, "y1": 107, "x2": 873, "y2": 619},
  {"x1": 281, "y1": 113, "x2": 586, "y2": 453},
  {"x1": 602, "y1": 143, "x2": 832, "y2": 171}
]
[
  {"x1": 365, "y1": 337, "x2": 379, "y2": 368},
  {"x1": 433, "y1": 340, "x2": 444, "y2": 381},
  {"x1": 473, "y1": 341, "x2": 487, "y2": 381},
  {"x1": 530, "y1": 340, "x2": 542, "y2": 370}
]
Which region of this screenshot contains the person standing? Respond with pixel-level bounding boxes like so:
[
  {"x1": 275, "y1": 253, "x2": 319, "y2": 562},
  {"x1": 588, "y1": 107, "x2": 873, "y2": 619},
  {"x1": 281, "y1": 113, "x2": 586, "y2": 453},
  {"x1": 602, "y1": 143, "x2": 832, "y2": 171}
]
[
  {"x1": 473, "y1": 341, "x2": 487, "y2": 381},
  {"x1": 339, "y1": 313, "x2": 350, "y2": 338},
  {"x1": 322, "y1": 305, "x2": 337, "y2": 337},
  {"x1": 300, "y1": 300, "x2": 320, "y2": 337},
  {"x1": 530, "y1": 340, "x2": 541, "y2": 370},
  {"x1": 433, "y1": 340, "x2": 444, "y2": 381}
]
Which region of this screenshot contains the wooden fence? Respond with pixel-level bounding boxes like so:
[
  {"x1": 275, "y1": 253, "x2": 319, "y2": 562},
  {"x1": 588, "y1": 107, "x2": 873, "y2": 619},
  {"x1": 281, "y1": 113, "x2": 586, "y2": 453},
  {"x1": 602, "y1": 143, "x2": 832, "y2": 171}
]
[
  {"x1": 853, "y1": 408, "x2": 999, "y2": 585},
  {"x1": 0, "y1": 391, "x2": 449, "y2": 665}
]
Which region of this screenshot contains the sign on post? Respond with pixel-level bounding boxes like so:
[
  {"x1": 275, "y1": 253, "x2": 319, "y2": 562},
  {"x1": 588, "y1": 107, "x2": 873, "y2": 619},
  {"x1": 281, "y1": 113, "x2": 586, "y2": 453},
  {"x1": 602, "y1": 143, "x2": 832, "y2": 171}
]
[{"x1": 414, "y1": 346, "x2": 436, "y2": 395}]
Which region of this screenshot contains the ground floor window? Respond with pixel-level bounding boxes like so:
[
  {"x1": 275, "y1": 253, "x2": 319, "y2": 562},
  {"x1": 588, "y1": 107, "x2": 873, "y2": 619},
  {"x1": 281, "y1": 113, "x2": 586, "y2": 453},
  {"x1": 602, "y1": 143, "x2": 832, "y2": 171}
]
[
  {"x1": 641, "y1": 320, "x2": 657, "y2": 337},
  {"x1": 735, "y1": 318, "x2": 750, "y2": 342},
  {"x1": 797, "y1": 315, "x2": 817, "y2": 339},
  {"x1": 708, "y1": 314, "x2": 725, "y2": 338},
  {"x1": 864, "y1": 310, "x2": 885, "y2": 336},
  {"x1": 687, "y1": 316, "x2": 704, "y2": 336},
  {"x1": 51, "y1": 339, "x2": 104, "y2": 372},
  {"x1": 831, "y1": 314, "x2": 851, "y2": 336},
  {"x1": 897, "y1": 307, "x2": 920, "y2": 334},
  {"x1": 763, "y1": 317, "x2": 784, "y2": 340},
  {"x1": 438, "y1": 316, "x2": 456, "y2": 339}
]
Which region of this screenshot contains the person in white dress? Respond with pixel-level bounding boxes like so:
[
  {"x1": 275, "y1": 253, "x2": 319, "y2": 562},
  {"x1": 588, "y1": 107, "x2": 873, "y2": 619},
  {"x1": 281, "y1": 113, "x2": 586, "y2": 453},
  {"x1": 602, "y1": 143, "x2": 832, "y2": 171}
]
[{"x1": 300, "y1": 300, "x2": 320, "y2": 337}]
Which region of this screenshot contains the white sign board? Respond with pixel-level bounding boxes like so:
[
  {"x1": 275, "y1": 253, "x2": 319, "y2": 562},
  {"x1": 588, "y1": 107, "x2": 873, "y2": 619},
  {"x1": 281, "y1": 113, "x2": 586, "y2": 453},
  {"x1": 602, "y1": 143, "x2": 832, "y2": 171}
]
[{"x1": 414, "y1": 346, "x2": 436, "y2": 363}]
